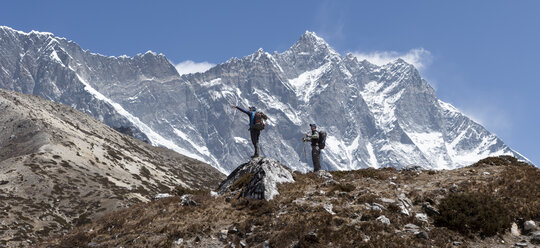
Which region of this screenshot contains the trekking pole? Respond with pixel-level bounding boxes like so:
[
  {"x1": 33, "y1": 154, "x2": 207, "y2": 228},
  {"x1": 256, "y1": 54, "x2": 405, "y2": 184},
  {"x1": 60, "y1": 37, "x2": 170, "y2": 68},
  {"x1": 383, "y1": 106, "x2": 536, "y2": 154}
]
[{"x1": 301, "y1": 139, "x2": 307, "y2": 162}]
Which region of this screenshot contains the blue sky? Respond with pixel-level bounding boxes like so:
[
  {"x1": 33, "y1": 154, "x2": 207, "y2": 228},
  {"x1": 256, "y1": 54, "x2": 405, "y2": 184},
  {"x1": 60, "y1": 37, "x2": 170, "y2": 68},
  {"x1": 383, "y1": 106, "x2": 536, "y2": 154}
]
[{"x1": 1, "y1": 1, "x2": 538, "y2": 166}]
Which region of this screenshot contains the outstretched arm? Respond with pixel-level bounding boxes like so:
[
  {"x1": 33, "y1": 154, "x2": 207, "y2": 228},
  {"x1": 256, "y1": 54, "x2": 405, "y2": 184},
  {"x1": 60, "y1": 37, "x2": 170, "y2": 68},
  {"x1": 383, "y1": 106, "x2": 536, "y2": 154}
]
[{"x1": 232, "y1": 105, "x2": 250, "y2": 115}]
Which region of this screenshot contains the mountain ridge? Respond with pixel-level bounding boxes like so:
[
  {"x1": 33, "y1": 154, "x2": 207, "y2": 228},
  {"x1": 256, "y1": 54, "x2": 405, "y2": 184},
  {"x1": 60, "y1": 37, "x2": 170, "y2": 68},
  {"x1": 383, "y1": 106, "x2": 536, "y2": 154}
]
[
  {"x1": 0, "y1": 88, "x2": 224, "y2": 246},
  {"x1": 0, "y1": 26, "x2": 530, "y2": 173}
]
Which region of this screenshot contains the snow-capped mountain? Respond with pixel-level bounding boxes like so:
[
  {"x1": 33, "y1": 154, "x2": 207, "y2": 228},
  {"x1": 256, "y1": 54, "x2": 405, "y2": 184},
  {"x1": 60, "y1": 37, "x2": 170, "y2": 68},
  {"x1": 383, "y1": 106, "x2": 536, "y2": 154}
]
[{"x1": 0, "y1": 26, "x2": 528, "y2": 173}]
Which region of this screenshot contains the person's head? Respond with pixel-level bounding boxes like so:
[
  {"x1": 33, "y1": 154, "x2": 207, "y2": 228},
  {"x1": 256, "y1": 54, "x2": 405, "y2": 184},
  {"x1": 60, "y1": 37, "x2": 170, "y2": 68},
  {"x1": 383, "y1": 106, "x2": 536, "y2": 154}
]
[
  {"x1": 249, "y1": 106, "x2": 257, "y2": 111},
  {"x1": 310, "y1": 123, "x2": 317, "y2": 130}
]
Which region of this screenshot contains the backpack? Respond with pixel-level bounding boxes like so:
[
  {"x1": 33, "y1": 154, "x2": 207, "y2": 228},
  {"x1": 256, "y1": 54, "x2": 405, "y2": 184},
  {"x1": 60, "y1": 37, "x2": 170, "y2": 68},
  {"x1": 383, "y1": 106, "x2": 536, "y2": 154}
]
[
  {"x1": 317, "y1": 130, "x2": 327, "y2": 149},
  {"x1": 253, "y1": 112, "x2": 267, "y2": 131}
]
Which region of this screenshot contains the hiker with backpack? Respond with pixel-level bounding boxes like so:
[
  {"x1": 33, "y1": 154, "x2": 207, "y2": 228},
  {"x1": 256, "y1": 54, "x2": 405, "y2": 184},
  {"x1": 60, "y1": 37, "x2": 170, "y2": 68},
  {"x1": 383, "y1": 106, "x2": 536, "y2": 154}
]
[
  {"x1": 302, "y1": 124, "x2": 326, "y2": 172},
  {"x1": 231, "y1": 105, "x2": 268, "y2": 158}
]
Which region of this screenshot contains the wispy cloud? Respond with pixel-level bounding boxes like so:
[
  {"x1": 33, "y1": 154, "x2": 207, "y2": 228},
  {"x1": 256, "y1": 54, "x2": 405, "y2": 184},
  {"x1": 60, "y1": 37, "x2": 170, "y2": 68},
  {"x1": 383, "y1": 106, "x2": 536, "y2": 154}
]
[
  {"x1": 174, "y1": 60, "x2": 215, "y2": 75},
  {"x1": 352, "y1": 48, "x2": 433, "y2": 70}
]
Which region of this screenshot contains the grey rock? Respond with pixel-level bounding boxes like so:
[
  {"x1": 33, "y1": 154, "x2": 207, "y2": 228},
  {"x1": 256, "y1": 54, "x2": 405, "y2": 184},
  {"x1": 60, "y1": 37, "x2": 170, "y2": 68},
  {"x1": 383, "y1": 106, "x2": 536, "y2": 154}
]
[
  {"x1": 180, "y1": 194, "x2": 198, "y2": 206},
  {"x1": 174, "y1": 238, "x2": 183, "y2": 245},
  {"x1": 315, "y1": 170, "x2": 333, "y2": 179},
  {"x1": 217, "y1": 157, "x2": 294, "y2": 200},
  {"x1": 87, "y1": 242, "x2": 99, "y2": 247},
  {"x1": 512, "y1": 222, "x2": 521, "y2": 236},
  {"x1": 229, "y1": 227, "x2": 238, "y2": 234},
  {"x1": 415, "y1": 213, "x2": 428, "y2": 223},
  {"x1": 416, "y1": 231, "x2": 429, "y2": 239},
  {"x1": 365, "y1": 203, "x2": 382, "y2": 212},
  {"x1": 398, "y1": 194, "x2": 413, "y2": 216},
  {"x1": 531, "y1": 232, "x2": 540, "y2": 244},
  {"x1": 220, "y1": 229, "x2": 228, "y2": 240},
  {"x1": 423, "y1": 203, "x2": 440, "y2": 216},
  {"x1": 515, "y1": 241, "x2": 528, "y2": 247},
  {"x1": 322, "y1": 179, "x2": 338, "y2": 186},
  {"x1": 376, "y1": 215, "x2": 391, "y2": 225},
  {"x1": 323, "y1": 203, "x2": 336, "y2": 215},
  {"x1": 263, "y1": 240, "x2": 270, "y2": 248},
  {"x1": 401, "y1": 165, "x2": 423, "y2": 172},
  {"x1": 450, "y1": 183, "x2": 458, "y2": 193},
  {"x1": 524, "y1": 220, "x2": 537, "y2": 232},
  {"x1": 380, "y1": 197, "x2": 396, "y2": 204},
  {"x1": 372, "y1": 203, "x2": 386, "y2": 210},
  {"x1": 153, "y1": 193, "x2": 172, "y2": 200},
  {"x1": 404, "y1": 223, "x2": 420, "y2": 233},
  {"x1": 240, "y1": 240, "x2": 247, "y2": 248},
  {"x1": 453, "y1": 241, "x2": 462, "y2": 246}
]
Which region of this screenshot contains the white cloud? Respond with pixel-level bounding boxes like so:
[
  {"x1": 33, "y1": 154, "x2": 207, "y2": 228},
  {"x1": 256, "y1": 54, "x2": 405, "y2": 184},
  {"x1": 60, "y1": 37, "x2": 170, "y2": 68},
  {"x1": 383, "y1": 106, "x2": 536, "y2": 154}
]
[
  {"x1": 352, "y1": 48, "x2": 433, "y2": 70},
  {"x1": 174, "y1": 60, "x2": 215, "y2": 75}
]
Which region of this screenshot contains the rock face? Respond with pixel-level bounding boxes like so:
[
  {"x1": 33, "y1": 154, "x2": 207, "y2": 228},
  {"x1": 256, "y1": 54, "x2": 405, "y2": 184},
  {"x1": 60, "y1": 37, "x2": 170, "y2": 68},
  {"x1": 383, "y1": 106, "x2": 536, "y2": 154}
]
[
  {"x1": 218, "y1": 157, "x2": 294, "y2": 200},
  {"x1": 0, "y1": 26, "x2": 529, "y2": 173},
  {"x1": 0, "y1": 89, "x2": 224, "y2": 247}
]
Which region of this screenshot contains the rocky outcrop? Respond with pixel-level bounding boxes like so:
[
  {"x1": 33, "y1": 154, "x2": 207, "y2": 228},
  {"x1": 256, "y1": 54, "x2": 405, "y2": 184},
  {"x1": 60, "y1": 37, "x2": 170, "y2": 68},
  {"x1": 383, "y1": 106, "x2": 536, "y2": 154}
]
[{"x1": 218, "y1": 157, "x2": 294, "y2": 200}]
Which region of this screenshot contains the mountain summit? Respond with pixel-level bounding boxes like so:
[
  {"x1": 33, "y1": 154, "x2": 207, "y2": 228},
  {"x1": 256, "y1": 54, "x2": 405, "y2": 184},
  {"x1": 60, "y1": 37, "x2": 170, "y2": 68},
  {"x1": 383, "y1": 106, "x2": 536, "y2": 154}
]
[{"x1": 0, "y1": 27, "x2": 529, "y2": 173}]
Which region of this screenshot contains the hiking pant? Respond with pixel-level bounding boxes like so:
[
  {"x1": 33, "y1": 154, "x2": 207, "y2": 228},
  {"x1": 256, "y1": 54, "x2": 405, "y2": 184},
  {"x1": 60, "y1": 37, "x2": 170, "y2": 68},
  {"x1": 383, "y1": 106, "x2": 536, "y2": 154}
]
[
  {"x1": 311, "y1": 145, "x2": 321, "y2": 172},
  {"x1": 250, "y1": 129, "x2": 261, "y2": 156}
]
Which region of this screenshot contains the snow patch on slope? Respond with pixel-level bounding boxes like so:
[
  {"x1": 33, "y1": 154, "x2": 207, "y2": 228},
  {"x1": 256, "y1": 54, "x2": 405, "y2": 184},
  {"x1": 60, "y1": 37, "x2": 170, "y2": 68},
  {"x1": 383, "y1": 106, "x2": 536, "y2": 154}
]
[
  {"x1": 360, "y1": 81, "x2": 404, "y2": 132},
  {"x1": 75, "y1": 74, "x2": 227, "y2": 174},
  {"x1": 287, "y1": 63, "x2": 332, "y2": 102},
  {"x1": 406, "y1": 131, "x2": 451, "y2": 169},
  {"x1": 253, "y1": 89, "x2": 301, "y2": 125},
  {"x1": 325, "y1": 135, "x2": 362, "y2": 170}
]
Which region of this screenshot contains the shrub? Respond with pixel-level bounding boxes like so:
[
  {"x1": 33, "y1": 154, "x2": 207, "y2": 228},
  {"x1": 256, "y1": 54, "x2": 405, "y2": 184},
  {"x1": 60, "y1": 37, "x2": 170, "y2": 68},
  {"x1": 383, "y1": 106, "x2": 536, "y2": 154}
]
[
  {"x1": 434, "y1": 193, "x2": 510, "y2": 237},
  {"x1": 472, "y1": 156, "x2": 518, "y2": 167},
  {"x1": 331, "y1": 183, "x2": 355, "y2": 193},
  {"x1": 173, "y1": 186, "x2": 209, "y2": 196}
]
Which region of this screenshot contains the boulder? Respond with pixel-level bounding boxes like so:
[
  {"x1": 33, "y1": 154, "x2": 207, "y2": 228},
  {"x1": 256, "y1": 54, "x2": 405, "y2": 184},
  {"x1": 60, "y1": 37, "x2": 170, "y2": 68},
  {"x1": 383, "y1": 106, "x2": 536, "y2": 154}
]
[
  {"x1": 416, "y1": 231, "x2": 429, "y2": 239},
  {"x1": 515, "y1": 241, "x2": 528, "y2": 247},
  {"x1": 376, "y1": 215, "x2": 391, "y2": 225},
  {"x1": 415, "y1": 213, "x2": 428, "y2": 223},
  {"x1": 398, "y1": 194, "x2": 413, "y2": 216},
  {"x1": 402, "y1": 164, "x2": 423, "y2": 171},
  {"x1": 316, "y1": 170, "x2": 333, "y2": 179},
  {"x1": 422, "y1": 203, "x2": 440, "y2": 216},
  {"x1": 524, "y1": 220, "x2": 537, "y2": 232},
  {"x1": 511, "y1": 222, "x2": 521, "y2": 236},
  {"x1": 404, "y1": 223, "x2": 420, "y2": 233},
  {"x1": 217, "y1": 157, "x2": 294, "y2": 200},
  {"x1": 531, "y1": 231, "x2": 540, "y2": 244},
  {"x1": 180, "y1": 194, "x2": 198, "y2": 206}
]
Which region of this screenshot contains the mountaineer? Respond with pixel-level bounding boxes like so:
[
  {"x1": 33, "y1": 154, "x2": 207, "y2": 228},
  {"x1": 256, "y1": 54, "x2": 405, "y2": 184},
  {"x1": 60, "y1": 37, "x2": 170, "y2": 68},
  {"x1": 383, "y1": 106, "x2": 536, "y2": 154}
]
[
  {"x1": 302, "y1": 124, "x2": 326, "y2": 172},
  {"x1": 231, "y1": 105, "x2": 268, "y2": 158}
]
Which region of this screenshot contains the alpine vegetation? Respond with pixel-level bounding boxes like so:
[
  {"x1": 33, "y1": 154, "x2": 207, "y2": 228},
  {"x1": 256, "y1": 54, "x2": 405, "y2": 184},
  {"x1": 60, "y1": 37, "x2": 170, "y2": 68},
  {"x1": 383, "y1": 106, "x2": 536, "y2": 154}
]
[{"x1": 0, "y1": 26, "x2": 528, "y2": 173}]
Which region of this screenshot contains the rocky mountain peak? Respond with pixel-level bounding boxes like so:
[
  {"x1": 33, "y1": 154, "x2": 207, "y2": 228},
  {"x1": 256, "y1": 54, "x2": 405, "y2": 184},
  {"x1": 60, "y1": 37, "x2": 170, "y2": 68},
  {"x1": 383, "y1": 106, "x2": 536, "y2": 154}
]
[
  {"x1": 0, "y1": 26, "x2": 529, "y2": 174},
  {"x1": 287, "y1": 30, "x2": 340, "y2": 59}
]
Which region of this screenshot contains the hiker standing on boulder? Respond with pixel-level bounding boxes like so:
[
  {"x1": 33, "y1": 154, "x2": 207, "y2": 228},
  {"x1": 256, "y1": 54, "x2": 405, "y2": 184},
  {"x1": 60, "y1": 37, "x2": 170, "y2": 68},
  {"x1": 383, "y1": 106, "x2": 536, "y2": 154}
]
[
  {"x1": 231, "y1": 105, "x2": 268, "y2": 158},
  {"x1": 302, "y1": 124, "x2": 326, "y2": 172}
]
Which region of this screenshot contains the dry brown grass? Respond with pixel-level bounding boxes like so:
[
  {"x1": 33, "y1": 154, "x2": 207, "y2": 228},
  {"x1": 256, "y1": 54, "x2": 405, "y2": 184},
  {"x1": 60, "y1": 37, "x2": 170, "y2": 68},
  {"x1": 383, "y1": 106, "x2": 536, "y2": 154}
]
[{"x1": 41, "y1": 156, "x2": 540, "y2": 248}]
